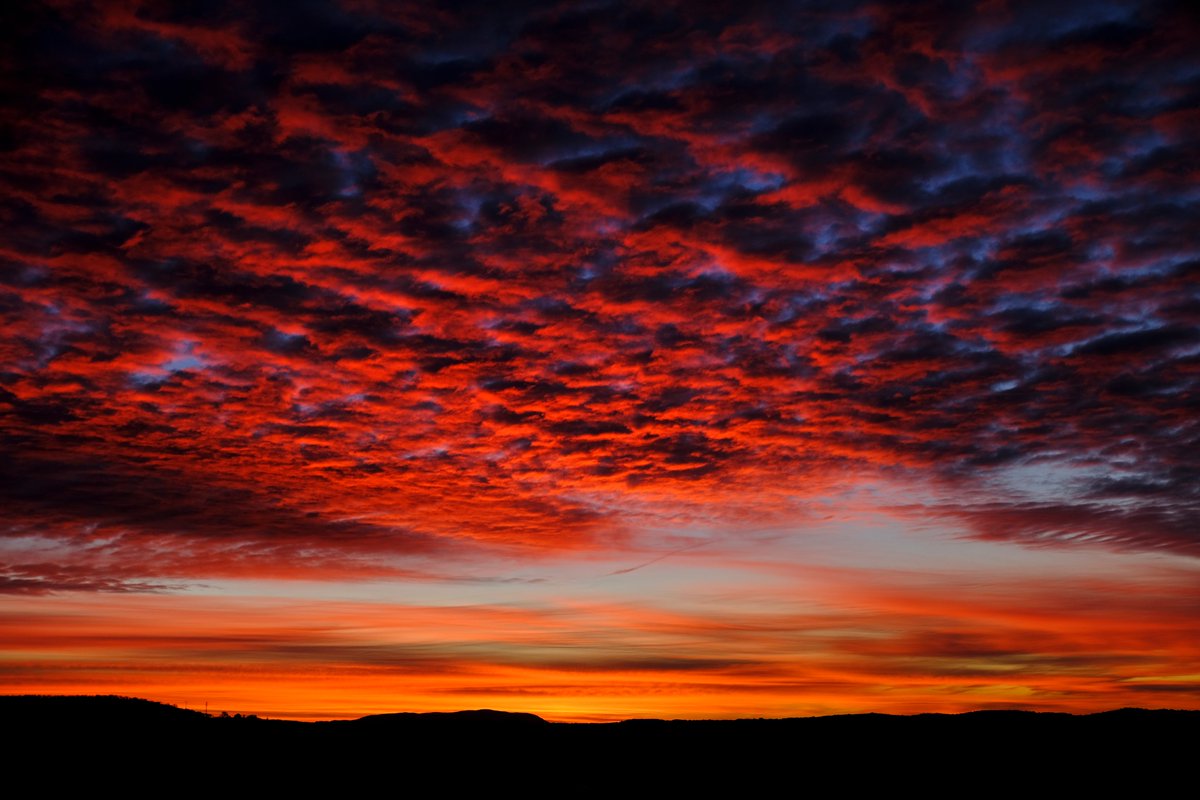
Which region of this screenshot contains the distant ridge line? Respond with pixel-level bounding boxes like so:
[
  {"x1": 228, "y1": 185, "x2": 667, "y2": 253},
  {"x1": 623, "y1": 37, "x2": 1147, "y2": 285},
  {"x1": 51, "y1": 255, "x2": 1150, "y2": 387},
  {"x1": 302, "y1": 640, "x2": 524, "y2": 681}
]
[
  {"x1": 1, "y1": 693, "x2": 1194, "y2": 724},
  {"x1": 5, "y1": 695, "x2": 1194, "y2": 787}
]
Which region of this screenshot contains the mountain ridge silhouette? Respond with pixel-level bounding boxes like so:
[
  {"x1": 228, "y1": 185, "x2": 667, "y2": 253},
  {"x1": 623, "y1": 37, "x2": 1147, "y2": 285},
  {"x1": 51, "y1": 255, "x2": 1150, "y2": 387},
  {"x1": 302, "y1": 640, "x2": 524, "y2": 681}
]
[
  {"x1": 3, "y1": 693, "x2": 1195, "y2": 726},
  {"x1": 5, "y1": 693, "x2": 1193, "y2": 788}
]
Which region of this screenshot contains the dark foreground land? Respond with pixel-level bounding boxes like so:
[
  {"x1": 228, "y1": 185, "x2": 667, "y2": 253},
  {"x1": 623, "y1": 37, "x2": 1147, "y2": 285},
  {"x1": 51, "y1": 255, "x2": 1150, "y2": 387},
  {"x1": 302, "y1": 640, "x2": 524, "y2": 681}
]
[{"x1": 4, "y1": 695, "x2": 1194, "y2": 787}]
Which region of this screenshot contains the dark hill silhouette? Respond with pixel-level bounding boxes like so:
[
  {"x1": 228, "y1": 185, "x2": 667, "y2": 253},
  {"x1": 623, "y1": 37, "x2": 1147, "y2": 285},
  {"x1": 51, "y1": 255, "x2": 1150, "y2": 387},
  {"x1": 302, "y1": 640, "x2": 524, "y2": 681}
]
[
  {"x1": 4, "y1": 695, "x2": 1194, "y2": 789},
  {"x1": 1, "y1": 693, "x2": 210, "y2": 734},
  {"x1": 340, "y1": 708, "x2": 549, "y2": 729}
]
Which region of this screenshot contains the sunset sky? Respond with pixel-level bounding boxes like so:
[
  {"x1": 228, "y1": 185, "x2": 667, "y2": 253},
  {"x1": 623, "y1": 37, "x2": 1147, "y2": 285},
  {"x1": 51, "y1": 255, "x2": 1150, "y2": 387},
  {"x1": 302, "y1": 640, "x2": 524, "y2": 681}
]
[{"x1": 2, "y1": 0, "x2": 1198, "y2": 721}]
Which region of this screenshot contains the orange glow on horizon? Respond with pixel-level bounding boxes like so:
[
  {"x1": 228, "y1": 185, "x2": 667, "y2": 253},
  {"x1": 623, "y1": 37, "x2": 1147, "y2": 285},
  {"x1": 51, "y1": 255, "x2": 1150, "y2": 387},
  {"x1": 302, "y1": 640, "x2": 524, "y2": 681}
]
[{"x1": 4, "y1": 516, "x2": 1197, "y2": 722}]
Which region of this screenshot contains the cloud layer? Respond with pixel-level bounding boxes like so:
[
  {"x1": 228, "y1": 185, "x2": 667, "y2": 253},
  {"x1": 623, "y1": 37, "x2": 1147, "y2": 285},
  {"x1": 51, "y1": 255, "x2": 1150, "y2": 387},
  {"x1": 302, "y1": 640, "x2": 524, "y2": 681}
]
[{"x1": 2, "y1": 0, "x2": 1198, "y2": 593}]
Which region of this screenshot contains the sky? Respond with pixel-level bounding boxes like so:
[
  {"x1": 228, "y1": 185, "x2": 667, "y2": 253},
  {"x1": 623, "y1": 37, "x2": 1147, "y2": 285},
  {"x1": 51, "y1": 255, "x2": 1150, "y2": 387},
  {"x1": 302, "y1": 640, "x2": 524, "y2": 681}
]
[{"x1": 1, "y1": 0, "x2": 1198, "y2": 721}]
